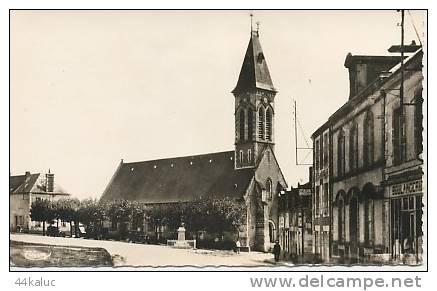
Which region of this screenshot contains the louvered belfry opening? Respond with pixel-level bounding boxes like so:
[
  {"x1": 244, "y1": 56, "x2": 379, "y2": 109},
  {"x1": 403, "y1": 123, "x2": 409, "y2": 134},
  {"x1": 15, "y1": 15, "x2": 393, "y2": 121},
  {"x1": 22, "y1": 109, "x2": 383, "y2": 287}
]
[
  {"x1": 266, "y1": 107, "x2": 272, "y2": 141},
  {"x1": 258, "y1": 107, "x2": 265, "y2": 140}
]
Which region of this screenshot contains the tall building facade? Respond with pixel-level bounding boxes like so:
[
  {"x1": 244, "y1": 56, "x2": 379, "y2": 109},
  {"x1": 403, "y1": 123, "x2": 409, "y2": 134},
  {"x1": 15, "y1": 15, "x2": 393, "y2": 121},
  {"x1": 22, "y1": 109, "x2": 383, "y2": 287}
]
[
  {"x1": 383, "y1": 49, "x2": 423, "y2": 263},
  {"x1": 278, "y1": 172, "x2": 313, "y2": 262},
  {"x1": 311, "y1": 46, "x2": 423, "y2": 264},
  {"x1": 312, "y1": 126, "x2": 331, "y2": 262}
]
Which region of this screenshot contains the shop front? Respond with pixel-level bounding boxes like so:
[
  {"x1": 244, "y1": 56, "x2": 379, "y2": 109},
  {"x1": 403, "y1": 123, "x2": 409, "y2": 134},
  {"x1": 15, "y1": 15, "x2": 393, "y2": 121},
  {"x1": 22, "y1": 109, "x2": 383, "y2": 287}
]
[{"x1": 389, "y1": 179, "x2": 423, "y2": 263}]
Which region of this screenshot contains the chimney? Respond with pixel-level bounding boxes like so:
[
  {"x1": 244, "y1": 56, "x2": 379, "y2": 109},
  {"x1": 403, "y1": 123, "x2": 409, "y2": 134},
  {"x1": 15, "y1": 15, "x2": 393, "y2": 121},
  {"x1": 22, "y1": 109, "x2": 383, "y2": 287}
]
[
  {"x1": 46, "y1": 169, "x2": 54, "y2": 193},
  {"x1": 344, "y1": 53, "x2": 403, "y2": 99}
]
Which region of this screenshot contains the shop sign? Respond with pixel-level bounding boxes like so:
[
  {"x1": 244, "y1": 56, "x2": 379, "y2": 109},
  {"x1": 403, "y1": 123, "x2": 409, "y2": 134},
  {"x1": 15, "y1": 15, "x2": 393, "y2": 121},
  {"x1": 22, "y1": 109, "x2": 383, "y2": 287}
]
[
  {"x1": 298, "y1": 188, "x2": 312, "y2": 196},
  {"x1": 390, "y1": 180, "x2": 422, "y2": 197}
]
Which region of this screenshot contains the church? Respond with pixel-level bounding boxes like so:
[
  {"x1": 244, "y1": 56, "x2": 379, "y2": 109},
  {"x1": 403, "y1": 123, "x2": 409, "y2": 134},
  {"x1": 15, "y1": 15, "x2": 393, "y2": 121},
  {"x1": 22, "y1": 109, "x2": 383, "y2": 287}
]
[{"x1": 101, "y1": 27, "x2": 287, "y2": 252}]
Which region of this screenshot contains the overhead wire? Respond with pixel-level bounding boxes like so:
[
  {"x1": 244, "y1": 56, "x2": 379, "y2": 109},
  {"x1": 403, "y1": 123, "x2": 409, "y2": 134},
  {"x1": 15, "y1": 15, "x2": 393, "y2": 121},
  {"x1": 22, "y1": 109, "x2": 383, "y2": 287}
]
[{"x1": 407, "y1": 10, "x2": 423, "y2": 46}]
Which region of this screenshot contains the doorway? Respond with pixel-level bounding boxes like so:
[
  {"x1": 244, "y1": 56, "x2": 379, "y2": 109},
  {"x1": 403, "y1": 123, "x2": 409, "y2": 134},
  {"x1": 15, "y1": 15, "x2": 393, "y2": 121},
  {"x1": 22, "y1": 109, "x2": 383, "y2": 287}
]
[
  {"x1": 349, "y1": 195, "x2": 359, "y2": 260},
  {"x1": 268, "y1": 221, "x2": 276, "y2": 243}
]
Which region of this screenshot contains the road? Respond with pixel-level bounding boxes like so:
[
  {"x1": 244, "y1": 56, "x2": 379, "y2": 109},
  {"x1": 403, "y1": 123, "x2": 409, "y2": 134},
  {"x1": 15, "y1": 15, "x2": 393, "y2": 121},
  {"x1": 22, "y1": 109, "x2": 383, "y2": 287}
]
[{"x1": 10, "y1": 234, "x2": 277, "y2": 267}]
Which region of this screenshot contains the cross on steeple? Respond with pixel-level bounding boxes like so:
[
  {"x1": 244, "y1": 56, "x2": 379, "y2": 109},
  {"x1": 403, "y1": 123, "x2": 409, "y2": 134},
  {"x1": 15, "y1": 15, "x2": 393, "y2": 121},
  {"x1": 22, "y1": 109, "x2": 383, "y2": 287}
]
[{"x1": 250, "y1": 13, "x2": 254, "y2": 32}]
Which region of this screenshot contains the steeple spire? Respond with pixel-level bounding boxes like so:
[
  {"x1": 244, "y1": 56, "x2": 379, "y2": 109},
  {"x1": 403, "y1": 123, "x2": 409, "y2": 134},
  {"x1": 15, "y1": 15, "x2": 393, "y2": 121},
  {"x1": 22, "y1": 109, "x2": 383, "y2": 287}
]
[
  {"x1": 233, "y1": 23, "x2": 277, "y2": 170},
  {"x1": 232, "y1": 24, "x2": 276, "y2": 94}
]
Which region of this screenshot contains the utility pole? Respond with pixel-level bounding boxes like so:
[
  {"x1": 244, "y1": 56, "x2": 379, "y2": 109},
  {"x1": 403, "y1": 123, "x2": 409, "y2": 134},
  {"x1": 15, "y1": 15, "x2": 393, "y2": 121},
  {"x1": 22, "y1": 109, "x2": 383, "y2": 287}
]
[
  {"x1": 400, "y1": 9, "x2": 405, "y2": 112},
  {"x1": 294, "y1": 100, "x2": 298, "y2": 165},
  {"x1": 294, "y1": 100, "x2": 313, "y2": 165}
]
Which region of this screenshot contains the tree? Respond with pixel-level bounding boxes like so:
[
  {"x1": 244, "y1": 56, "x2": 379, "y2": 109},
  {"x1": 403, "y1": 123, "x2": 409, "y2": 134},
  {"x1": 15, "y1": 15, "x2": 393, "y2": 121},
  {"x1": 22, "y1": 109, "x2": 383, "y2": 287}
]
[
  {"x1": 30, "y1": 199, "x2": 55, "y2": 236},
  {"x1": 180, "y1": 197, "x2": 246, "y2": 240},
  {"x1": 77, "y1": 199, "x2": 106, "y2": 237},
  {"x1": 219, "y1": 197, "x2": 246, "y2": 236},
  {"x1": 129, "y1": 201, "x2": 146, "y2": 232},
  {"x1": 106, "y1": 200, "x2": 132, "y2": 238},
  {"x1": 54, "y1": 198, "x2": 80, "y2": 237}
]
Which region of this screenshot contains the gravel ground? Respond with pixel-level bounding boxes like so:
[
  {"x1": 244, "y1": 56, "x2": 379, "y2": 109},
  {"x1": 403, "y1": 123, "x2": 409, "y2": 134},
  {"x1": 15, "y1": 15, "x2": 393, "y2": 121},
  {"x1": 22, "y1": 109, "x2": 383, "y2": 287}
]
[{"x1": 10, "y1": 234, "x2": 275, "y2": 268}]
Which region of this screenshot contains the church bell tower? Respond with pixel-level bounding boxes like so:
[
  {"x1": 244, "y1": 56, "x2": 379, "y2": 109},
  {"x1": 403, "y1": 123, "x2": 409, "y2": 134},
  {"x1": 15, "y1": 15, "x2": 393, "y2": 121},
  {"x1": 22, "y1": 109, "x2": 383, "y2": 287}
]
[{"x1": 233, "y1": 26, "x2": 277, "y2": 170}]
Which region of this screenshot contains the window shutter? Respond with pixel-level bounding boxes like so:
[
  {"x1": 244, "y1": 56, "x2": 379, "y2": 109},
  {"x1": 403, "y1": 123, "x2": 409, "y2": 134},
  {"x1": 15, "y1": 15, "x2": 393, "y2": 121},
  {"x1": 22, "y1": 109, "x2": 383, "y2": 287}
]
[
  {"x1": 414, "y1": 90, "x2": 423, "y2": 156},
  {"x1": 401, "y1": 115, "x2": 407, "y2": 161},
  {"x1": 392, "y1": 109, "x2": 400, "y2": 164}
]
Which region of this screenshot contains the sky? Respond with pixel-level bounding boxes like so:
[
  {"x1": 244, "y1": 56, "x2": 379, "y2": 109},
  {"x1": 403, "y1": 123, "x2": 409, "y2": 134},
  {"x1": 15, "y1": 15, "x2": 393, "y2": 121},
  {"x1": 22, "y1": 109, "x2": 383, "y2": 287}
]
[{"x1": 10, "y1": 10, "x2": 426, "y2": 200}]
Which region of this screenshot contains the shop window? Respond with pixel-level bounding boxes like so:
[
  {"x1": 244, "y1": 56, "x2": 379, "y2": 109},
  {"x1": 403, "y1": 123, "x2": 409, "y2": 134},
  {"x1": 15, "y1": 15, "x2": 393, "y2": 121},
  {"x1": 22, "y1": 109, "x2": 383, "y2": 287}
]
[
  {"x1": 416, "y1": 196, "x2": 423, "y2": 237},
  {"x1": 392, "y1": 195, "x2": 423, "y2": 254}
]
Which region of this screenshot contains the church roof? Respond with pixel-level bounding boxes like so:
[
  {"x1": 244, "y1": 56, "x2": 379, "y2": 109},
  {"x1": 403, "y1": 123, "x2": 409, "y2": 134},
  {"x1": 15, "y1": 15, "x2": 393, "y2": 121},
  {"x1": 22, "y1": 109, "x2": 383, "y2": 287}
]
[
  {"x1": 100, "y1": 151, "x2": 254, "y2": 203},
  {"x1": 232, "y1": 31, "x2": 276, "y2": 94}
]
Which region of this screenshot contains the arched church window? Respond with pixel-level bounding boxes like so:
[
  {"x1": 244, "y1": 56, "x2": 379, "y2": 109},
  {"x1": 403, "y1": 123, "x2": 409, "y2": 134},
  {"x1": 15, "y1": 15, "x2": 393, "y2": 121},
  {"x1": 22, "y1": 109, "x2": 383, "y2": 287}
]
[
  {"x1": 349, "y1": 122, "x2": 359, "y2": 171},
  {"x1": 337, "y1": 129, "x2": 345, "y2": 176},
  {"x1": 258, "y1": 107, "x2": 265, "y2": 139},
  {"x1": 239, "y1": 150, "x2": 244, "y2": 165},
  {"x1": 363, "y1": 110, "x2": 374, "y2": 167},
  {"x1": 248, "y1": 108, "x2": 254, "y2": 141},
  {"x1": 266, "y1": 107, "x2": 272, "y2": 141},
  {"x1": 266, "y1": 178, "x2": 273, "y2": 200},
  {"x1": 239, "y1": 109, "x2": 245, "y2": 141},
  {"x1": 247, "y1": 149, "x2": 252, "y2": 163}
]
